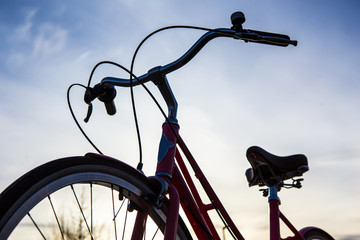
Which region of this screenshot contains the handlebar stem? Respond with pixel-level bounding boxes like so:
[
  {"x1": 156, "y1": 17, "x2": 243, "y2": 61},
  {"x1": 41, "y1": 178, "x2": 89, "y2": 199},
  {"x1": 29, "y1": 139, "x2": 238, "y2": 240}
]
[{"x1": 149, "y1": 67, "x2": 178, "y2": 123}]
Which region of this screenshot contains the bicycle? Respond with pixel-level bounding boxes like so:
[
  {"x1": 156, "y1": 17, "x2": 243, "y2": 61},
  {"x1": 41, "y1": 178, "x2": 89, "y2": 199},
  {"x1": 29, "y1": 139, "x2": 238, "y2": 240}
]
[{"x1": 0, "y1": 11, "x2": 334, "y2": 240}]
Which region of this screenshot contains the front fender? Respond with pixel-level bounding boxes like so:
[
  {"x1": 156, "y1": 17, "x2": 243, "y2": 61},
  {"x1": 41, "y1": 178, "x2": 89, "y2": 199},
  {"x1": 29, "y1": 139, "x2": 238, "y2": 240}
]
[{"x1": 299, "y1": 226, "x2": 334, "y2": 240}]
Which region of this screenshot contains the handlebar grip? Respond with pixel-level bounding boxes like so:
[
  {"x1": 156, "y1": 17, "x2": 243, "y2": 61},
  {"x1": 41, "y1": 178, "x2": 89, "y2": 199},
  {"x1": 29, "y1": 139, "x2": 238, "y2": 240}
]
[
  {"x1": 244, "y1": 29, "x2": 297, "y2": 47},
  {"x1": 104, "y1": 101, "x2": 116, "y2": 115}
]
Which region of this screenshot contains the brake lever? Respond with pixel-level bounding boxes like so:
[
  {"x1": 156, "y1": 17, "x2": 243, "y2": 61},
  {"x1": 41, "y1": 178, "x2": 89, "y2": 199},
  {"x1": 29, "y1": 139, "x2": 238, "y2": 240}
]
[
  {"x1": 83, "y1": 84, "x2": 117, "y2": 122},
  {"x1": 84, "y1": 103, "x2": 93, "y2": 123},
  {"x1": 84, "y1": 86, "x2": 97, "y2": 103},
  {"x1": 83, "y1": 86, "x2": 97, "y2": 123}
]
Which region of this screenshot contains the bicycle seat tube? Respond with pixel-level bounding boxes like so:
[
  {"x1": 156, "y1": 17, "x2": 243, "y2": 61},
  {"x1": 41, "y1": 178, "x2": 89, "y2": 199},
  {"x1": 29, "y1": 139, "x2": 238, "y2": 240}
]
[{"x1": 268, "y1": 185, "x2": 281, "y2": 240}]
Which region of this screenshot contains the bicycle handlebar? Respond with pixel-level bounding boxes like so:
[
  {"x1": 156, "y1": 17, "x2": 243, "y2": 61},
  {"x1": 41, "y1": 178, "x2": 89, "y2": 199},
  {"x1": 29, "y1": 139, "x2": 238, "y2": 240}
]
[
  {"x1": 100, "y1": 28, "x2": 297, "y2": 88},
  {"x1": 84, "y1": 11, "x2": 297, "y2": 120}
]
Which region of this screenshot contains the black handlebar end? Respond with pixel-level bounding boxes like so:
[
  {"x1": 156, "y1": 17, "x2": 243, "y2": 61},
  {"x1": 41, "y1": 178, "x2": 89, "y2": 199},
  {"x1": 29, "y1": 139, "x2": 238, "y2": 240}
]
[{"x1": 104, "y1": 101, "x2": 116, "y2": 115}]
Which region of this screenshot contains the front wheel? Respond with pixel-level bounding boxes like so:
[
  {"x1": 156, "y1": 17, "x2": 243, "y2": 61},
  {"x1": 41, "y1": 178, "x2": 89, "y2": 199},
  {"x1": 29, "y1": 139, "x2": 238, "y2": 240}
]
[
  {"x1": 0, "y1": 154, "x2": 191, "y2": 239},
  {"x1": 302, "y1": 228, "x2": 335, "y2": 240}
]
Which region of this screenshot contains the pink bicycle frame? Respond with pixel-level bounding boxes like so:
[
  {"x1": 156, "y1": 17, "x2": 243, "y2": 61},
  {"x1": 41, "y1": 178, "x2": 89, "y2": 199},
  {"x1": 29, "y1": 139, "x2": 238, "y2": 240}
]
[{"x1": 134, "y1": 122, "x2": 320, "y2": 240}]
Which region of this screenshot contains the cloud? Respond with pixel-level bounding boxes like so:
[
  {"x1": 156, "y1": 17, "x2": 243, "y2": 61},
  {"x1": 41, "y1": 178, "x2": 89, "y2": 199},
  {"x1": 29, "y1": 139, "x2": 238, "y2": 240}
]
[
  {"x1": 32, "y1": 23, "x2": 67, "y2": 57},
  {"x1": 74, "y1": 51, "x2": 91, "y2": 64},
  {"x1": 10, "y1": 8, "x2": 37, "y2": 42},
  {"x1": 7, "y1": 7, "x2": 68, "y2": 61},
  {"x1": 340, "y1": 235, "x2": 360, "y2": 240}
]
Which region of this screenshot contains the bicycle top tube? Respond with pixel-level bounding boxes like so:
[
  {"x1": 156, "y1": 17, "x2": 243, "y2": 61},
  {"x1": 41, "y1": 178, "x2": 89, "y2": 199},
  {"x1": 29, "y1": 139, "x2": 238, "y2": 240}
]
[{"x1": 100, "y1": 27, "x2": 297, "y2": 87}]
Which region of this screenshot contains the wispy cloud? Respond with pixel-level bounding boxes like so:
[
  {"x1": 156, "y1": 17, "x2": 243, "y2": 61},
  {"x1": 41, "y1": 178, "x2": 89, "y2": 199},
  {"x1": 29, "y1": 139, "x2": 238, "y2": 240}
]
[
  {"x1": 340, "y1": 235, "x2": 360, "y2": 240},
  {"x1": 32, "y1": 23, "x2": 67, "y2": 57},
  {"x1": 7, "y1": 7, "x2": 68, "y2": 64},
  {"x1": 10, "y1": 8, "x2": 37, "y2": 43}
]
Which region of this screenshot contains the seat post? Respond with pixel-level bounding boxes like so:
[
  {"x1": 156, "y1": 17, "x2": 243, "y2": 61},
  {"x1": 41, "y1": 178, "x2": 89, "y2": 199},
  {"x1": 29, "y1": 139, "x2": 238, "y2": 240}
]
[{"x1": 268, "y1": 185, "x2": 281, "y2": 240}]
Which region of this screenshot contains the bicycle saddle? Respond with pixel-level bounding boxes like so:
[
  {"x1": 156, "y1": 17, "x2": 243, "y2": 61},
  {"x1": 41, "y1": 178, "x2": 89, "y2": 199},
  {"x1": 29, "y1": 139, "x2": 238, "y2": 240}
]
[{"x1": 245, "y1": 146, "x2": 309, "y2": 186}]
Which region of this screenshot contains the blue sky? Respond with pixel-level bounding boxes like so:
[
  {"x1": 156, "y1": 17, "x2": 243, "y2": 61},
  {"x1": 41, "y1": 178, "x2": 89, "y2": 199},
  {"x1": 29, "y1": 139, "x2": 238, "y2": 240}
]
[{"x1": 1, "y1": 1, "x2": 360, "y2": 239}]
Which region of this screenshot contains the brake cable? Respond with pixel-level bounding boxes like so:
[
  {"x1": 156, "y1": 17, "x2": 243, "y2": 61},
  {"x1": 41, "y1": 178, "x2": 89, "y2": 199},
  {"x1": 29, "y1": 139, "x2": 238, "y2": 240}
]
[
  {"x1": 68, "y1": 25, "x2": 216, "y2": 168},
  {"x1": 67, "y1": 83, "x2": 103, "y2": 154},
  {"x1": 128, "y1": 25, "x2": 214, "y2": 170}
]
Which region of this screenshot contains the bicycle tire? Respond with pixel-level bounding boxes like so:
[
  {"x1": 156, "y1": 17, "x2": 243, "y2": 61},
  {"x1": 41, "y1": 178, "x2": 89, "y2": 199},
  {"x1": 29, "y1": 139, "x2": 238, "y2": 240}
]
[
  {"x1": 303, "y1": 228, "x2": 335, "y2": 240},
  {"x1": 0, "y1": 154, "x2": 192, "y2": 239}
]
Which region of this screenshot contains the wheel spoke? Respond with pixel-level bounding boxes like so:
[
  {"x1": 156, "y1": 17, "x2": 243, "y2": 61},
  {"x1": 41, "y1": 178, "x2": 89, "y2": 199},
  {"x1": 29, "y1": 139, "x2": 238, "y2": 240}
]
[
  {"x1": 27, "y1": 212, "x2": 47, "y2": 240},
  {"x1": 71, "y1": 184, "x2": 95, "y2": 239},
  {"x1": 121, "y1": 199, "x2": 129, "y2": 240},
  {"x1": 152, "y1": 227, "x2": 160, "y2": 240},
  {"x1": 111, "y1": 186, "x2": 118, "y2": 240},
  {"x1": 48, "y1": 195, "x2": 65, "y2": 240},
  {"x1": 90, "y1": 183, "x2": 93, "y2": 235},
  {"x1": 113, "y1": 197, "x2": 126, "y2": 220}
]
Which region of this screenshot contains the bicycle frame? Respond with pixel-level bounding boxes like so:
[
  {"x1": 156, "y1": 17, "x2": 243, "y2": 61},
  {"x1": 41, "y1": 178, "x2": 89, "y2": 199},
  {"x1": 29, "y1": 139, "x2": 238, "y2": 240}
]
[
  {"x1": 0, "y1": 11, "x2": 335, "y2": 240},
  {"x1": 135, "y1": 121, "x2": 316, "y2": 240},
  {"x1": 94, "y1": 15, "x2": 329, "y2": 240}
]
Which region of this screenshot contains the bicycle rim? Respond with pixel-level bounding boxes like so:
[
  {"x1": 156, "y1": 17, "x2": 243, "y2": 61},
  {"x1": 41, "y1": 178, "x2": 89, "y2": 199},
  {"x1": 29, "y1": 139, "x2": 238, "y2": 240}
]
[{"x1": 0, "y1": 155, "x2": 191, "y2": 239}]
